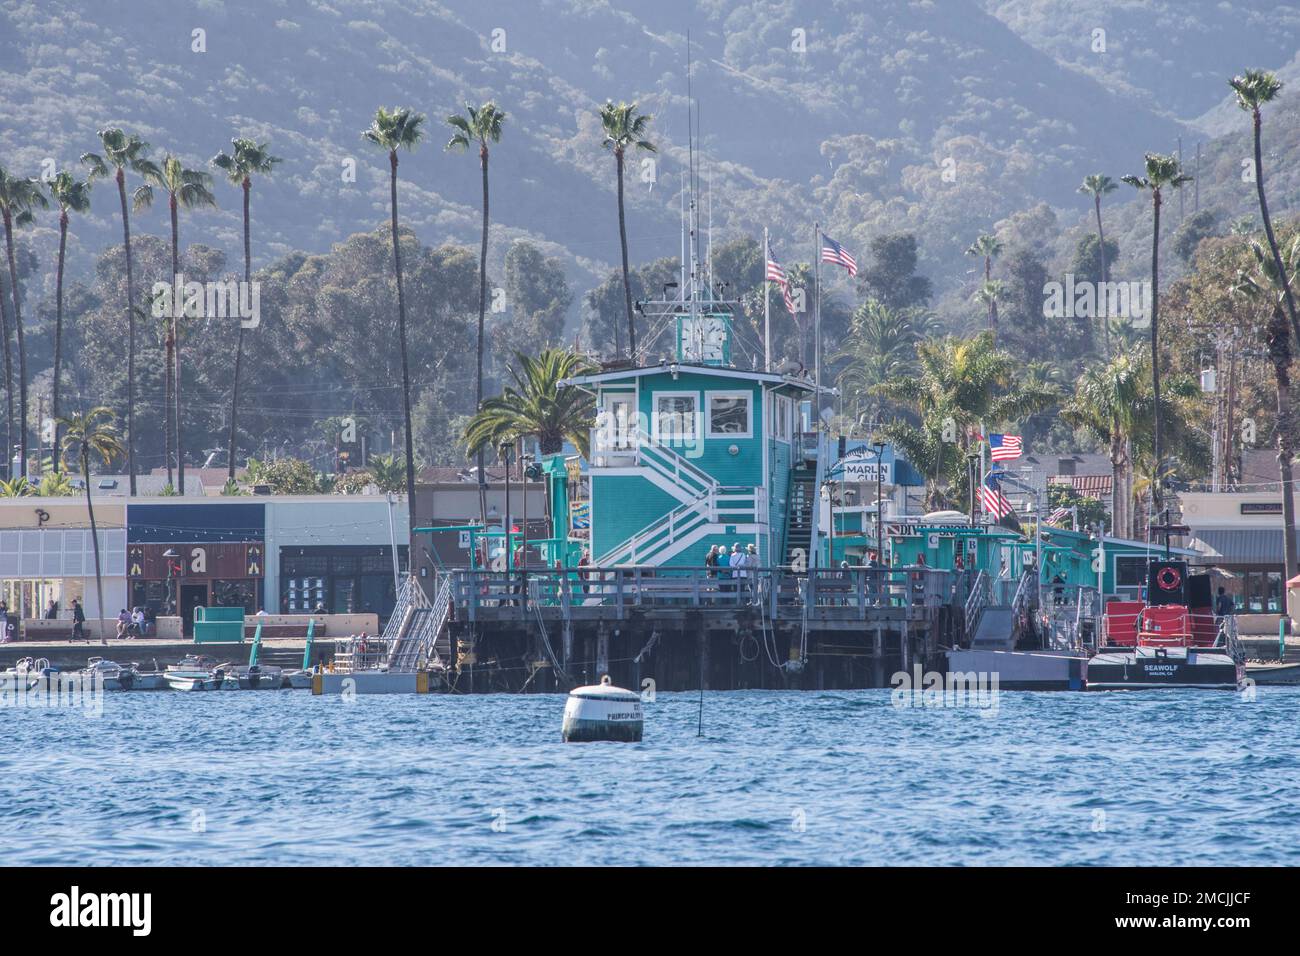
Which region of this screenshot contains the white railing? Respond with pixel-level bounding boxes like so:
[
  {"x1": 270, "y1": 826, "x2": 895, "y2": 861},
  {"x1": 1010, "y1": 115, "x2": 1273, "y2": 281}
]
[
  {"x1": 595, "y1": 485, "x2": 764, "y2": 567},
  {"x1": 636, "y1": 433, "x2": 716, "y2": 498},
  {"x1": 597, "y1": 493, "x2": 711, "y2": 566},
  {"x1": 964, "y1": 570, "x2": 989, "y2": 639}
]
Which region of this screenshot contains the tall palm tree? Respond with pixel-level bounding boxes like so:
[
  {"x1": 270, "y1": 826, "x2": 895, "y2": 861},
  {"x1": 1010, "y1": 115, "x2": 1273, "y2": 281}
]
[
  {"x1": 58, "y1": 407, "x2": 124, "y2": 643},
  {"x1": 363, "y1": 106, "x2": 425, "y2": 511},
  {"x1": 0, "y1": 266, "x2": 12, "y2": 466},
  {"x1": 973, "y1": 280, "x2": 1006, "y2": 335},
  {"x1": 446, "y1": 101, "x2": 506, "y2": 529},
  {"x1": 1063, "y1": 349, "x2": 1144, "y2": 537},
  {"x1": 465, "y1": 347, "x2": 597, "y2": 458},
  {"x1": 1234, "y1": 235, "x2": 1300, "y2": 583},
  {"x1": 1078, "y1": 174, "x2": 1119, "y2": 355},
  {"x1": 599, "y1": 101, "x2": 656, "y2": 359},
  {"x1": 1122, "y1": 153, "x2": 1192, "y2": 519},
  {"x1": 82, "y1": 129, "x2": 161, "y2": 496},
  {"x1": 1230, "y1": 69, "x2": 1299, "y2": 346},
  {"x1": 212, "y1": 137, "x2": 281, "y2": 481},
  {"x1": 47, "y1": 171, "x2": 93, "y2": 475},
  {"x1": 965, "y1": 234, "x2": 1003, "y2": 333},
  {"x1": 138, "y1": 156, "x2": 216, "y2": 496},
  {"x1": 0, "y1": 166, "x2": 49, "y2": 480}
]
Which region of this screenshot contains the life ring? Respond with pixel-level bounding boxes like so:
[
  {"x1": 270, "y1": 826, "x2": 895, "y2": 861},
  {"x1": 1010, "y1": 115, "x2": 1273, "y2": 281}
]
[{"x1": 1155, "y1": 566, "x2": 1181, "y2": 591}]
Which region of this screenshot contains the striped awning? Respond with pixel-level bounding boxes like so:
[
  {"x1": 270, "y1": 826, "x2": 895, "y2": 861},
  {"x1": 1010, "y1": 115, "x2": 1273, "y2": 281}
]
[
  {"x1": 1050, "y1": 474, "x2": 1112, "y2": 496},
  {"x1": 1186, "y1": 529, "x2": 1284, "y2": 564}
]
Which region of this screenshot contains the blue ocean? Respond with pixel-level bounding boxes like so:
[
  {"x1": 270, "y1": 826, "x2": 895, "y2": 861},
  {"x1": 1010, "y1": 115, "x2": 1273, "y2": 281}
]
[{"x1": 4, "y1": 688, "x2": 1297, "y2": 866}]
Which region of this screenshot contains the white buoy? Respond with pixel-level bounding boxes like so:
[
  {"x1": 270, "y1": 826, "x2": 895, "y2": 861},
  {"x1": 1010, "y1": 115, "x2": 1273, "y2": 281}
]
[{"x1": 562, "y1": 675, "x2": 643, "y2": 743}]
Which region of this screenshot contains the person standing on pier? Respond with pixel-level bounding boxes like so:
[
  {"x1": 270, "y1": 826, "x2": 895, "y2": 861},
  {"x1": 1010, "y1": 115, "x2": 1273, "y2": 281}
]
[
  {"x1": 704, "y1": 544, "x2": 719, "y2": 579},
  {"x1": 71, "y1": 599, "x2": 86, "y2": 642},
  {"x1": 745, "y1": 543, "x2": 760, "y2": 604}
]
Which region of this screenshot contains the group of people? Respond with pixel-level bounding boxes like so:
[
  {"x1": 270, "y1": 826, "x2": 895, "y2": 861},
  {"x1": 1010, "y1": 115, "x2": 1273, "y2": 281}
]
[
  {"x1": 704, "y1": 543, "x2": 762, "y2": 601},
  {"x1": 114, "y1": 606, "x2": 156, "y2": 639}
]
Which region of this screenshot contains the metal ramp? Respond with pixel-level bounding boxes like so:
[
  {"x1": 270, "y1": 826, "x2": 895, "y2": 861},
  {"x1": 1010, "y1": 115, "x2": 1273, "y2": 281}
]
[
  {"x1": 971, "y1": 606, "x2": 1016, "y2": 650},
  {"x1": 387, "y1": 574, "x2": 452, "y2": 672}
]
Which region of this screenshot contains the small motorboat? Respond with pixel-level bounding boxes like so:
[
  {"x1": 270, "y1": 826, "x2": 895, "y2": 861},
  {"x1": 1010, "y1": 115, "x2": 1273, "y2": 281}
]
[
  {"x1": 126, "y1": 666, "x2": 169, "y2": 690},
  {"x1": 83, "y1": 657, "x2": 132, "y2": 690},
  {"x1": 164, "y1": 663, "x2": 239, "y2": 692},
  {"x1": 284, "y1": 668, "x2": 315, "y2": 690},
  {"x1": 1086, "y1": 560, "x2": 1245, "y2": 691},
  {"x1": 166, "y1": 654, "x2": 217, "y2": 677},
  {"x1": 0, "y1": 657, "x2": 41, "y2": 692},
  {"x1": 231, "y1": 663, "x2": 284, "y2": 690},
  {"x1": 1246, "y1": 660, "x2": 1300, "y2": 684}
]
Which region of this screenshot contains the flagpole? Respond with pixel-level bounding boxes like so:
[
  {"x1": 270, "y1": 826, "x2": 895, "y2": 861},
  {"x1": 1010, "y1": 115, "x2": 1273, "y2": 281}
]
[
  {"x1": 814, "y1": 221, "x2": 822, "y2": 423},
  {"x1": 979, "y1": 421, "x2": 987, "y2": 527},
  {"x1": 763, "y1": 227, "x2": 771, "y2": 373}
]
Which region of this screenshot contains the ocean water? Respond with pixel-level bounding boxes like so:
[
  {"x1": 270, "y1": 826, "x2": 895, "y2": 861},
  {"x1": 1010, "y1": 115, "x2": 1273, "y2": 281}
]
[{"x1": 3, "y1": 686, "x2": 1298, "y2": 866}]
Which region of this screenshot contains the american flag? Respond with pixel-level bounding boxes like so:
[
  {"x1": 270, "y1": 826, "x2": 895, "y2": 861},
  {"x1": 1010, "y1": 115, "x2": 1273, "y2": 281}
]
[
  {"x1": 1047, "y1": 507, "x2": 1072, "y2": 527},
  {"x1": 989, "y1": 434, "x2": 1023, "y2": 461},
  {"x1": 766, "y1": 248, "x2": 797, "y2": 315},
  {"x1": 765, "y1": 250, "x2": 787, "y2": 285},
  {"x1": 978, "y1": 471, "x2": 1013, "y2": 519},
  {"x1": 820, "y1": 234, "x2": 858, "y2": 276}
]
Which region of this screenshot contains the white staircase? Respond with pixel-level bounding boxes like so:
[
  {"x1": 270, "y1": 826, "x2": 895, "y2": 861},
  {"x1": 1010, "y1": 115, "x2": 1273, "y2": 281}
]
[{"x1": 595, "y1": 435, "x2": 764, "y2": 567}]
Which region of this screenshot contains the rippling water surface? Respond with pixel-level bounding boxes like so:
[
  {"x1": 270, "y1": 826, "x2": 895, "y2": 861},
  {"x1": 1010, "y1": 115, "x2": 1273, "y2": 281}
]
[{"x1": 4, "y1": 687, "x2": 1298, "y2": 866}]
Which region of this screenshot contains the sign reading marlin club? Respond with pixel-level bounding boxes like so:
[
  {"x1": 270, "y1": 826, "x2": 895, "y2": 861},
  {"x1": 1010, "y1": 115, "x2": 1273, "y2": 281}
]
[
  {"x1": 127, "y1": 543, "x2": 265, "y2": 579},
  {"x1": 839, "y1": 452, "x2": 892, "y2": 485}
]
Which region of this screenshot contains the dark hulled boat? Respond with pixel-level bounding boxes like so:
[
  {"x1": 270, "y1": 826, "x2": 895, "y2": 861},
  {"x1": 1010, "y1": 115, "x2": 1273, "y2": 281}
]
[{"x1": 1086, "y1": 560, "x2": 1245, "y2": 691}]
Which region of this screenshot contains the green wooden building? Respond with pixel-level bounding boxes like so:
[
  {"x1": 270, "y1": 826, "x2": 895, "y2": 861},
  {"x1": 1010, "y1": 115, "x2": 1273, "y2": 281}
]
[{"x1": 558, "y1": 311, "x2": 817, "y2": 568}]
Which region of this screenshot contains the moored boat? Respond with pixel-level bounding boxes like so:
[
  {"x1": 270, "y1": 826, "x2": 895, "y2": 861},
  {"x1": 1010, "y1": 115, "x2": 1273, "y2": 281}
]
[
  {"x1": 231, "y1": 663, "x2": 284, "y2": 690},
  {"x1": 1085, "y1": 560, "x2": 1244, "y2": 691},
  {"x1": 83, "y1": 657, "x2": 132, "y2": 690},
  {"x1": 164, "y1": 660, "x2": 239, "y2": 691}
]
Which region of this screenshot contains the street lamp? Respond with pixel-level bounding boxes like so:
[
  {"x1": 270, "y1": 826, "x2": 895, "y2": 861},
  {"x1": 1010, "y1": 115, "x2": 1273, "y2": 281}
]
[
  {"x1": 871, "y1": 440, "x2": 887, "y2": 564},
  {"x1": 162, "y1": 548, "x2": 180, "y2": 616}
]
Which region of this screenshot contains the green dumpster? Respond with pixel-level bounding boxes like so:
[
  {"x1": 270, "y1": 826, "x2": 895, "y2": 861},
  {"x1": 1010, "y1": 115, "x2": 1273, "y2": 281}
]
[{"x1": 193, "y1": 606, "x2": 246, "y2": 644}]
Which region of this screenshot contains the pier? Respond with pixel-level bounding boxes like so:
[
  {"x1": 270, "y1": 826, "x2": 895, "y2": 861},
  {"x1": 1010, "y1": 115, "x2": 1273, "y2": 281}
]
[{"x1": 430, "y1": 565, "x2": 969, "y2": 693}]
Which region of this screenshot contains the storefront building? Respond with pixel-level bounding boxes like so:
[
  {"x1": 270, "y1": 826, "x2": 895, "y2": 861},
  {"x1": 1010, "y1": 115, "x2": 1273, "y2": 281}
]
[
  {"x1": 264, "y1": 496, "x2": 409, "y2": 621},
  {"x1": 1181, "y1": 491, "x2": 1290, "y2": 613},
  {"x1": 127, "y1": 502, "x2": 267, "y2": 632},
  {"x1": 0, "y1": 499, "x2": 128, "y2": 622}
]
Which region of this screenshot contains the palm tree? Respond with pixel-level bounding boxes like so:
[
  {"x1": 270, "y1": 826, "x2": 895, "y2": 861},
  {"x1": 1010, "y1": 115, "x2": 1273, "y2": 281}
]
[
  {"x1": 875, "y1": 331, "x2": 1060, "y2": 504},
  {"x1": 46, "y1": 171, "x2": 92, "y2": 474},
  {"x1": 834, "y1": 299, "x2": 925, "y2": 423},
  {"x1": 1233, "y1": 234, "x2": 1300, "y2": 582},
  {"x1": 211, "y1": 137, "x2": 281, "y2": 481},
  {"x1": 599, "y1": 101, "x2": 656, "y2": 359},
  {"x1": 82, "y1": 129, "x2": 161, "y2": 496},
  {"x1": 1078, "y1": 174, "x2": 1119, "y2": 355},
  {"x1": 363, "y1": 106, "x2": 425, "y2": 511},
  {"x1": 138, "y1": 156, "x2": 216, "y2": 496},
  {"x1": 465, "y1": 348, "x2": 597, "y2": 459},
  {"x1": 965, "y1": 234, "x2": 1003, "y2": 332},
  {"x1": 1122, "y1": 153, "x2": 1192, "y2": 518},
  {"x1": 0, "y1": 166, "x2": 49, "y2": 479},
  {"x1": 58, "y1": 407, "x2": 124, "y2": 643},
  {"x1": 366, "y1": 453, "x2": 406, "y2": 494},
  {"x1": 1063, "y1": 349, "x2": 1144, "y2": 537},
  {"x1": 973, "y1": 280, "x2": 1006, "y2": 335},
  {"x1": 446, "y1": 101, "x2": 506, "y2": 529},
  {"x1": 0, "y1": 268, "x2": 12, "y2": 468},
  {"x1": 1230, "y1": 69, "x2": 1299, "y2": 346}
]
